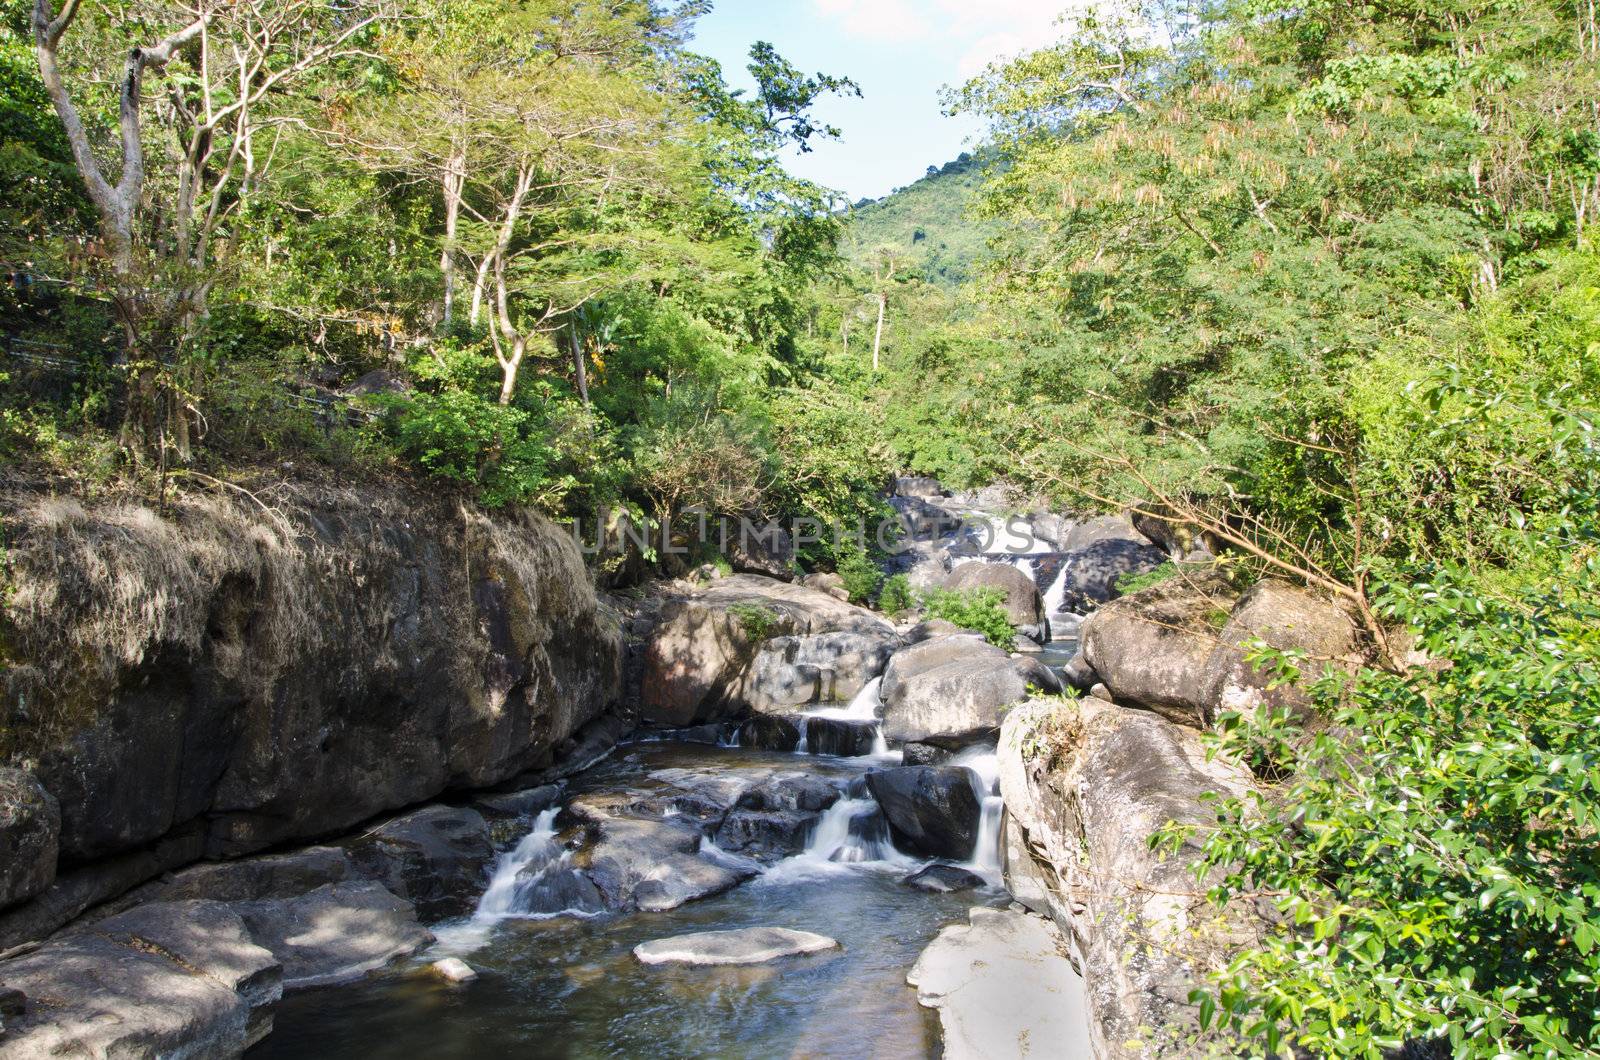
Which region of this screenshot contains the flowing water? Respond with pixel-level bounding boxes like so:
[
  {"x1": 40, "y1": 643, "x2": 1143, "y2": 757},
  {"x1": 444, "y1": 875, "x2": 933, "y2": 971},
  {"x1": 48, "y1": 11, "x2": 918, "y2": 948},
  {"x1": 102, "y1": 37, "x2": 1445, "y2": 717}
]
[{"x1": 248, "y1": 740, "x2": 1006, "y2": 1060}]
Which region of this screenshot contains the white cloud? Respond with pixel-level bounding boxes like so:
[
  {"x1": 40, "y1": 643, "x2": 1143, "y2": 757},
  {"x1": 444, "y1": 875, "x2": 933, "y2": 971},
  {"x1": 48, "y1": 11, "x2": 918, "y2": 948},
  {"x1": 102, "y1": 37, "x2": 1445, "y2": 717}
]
[
  {"x1": 809, "y1": 0, "x2": 1073, "y2": 78},
  {"x1": 812, "y1": 0, "x2": 934, "y2": 40}
]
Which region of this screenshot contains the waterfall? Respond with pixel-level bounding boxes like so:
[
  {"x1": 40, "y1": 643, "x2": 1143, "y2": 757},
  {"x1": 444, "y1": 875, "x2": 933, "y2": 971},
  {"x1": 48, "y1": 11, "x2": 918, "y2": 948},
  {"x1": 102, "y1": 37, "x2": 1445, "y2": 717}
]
[
  {"x1": 796, "y1": 719, "x2": 809, "y2": 755},
  {"x1": 794, "y1": 677, "x2": 893, "y2": 760},
  {"x1": 1042, "y1": 560, "x2": 1071, "y2": 618},
  {"x1": 477, "y1": 808, "x2": 560, "y2": 917},
  {"x1": 951, "y1": 749, "x2": 1004, "y2": 878},
  {"x1": 801, "y1": 798, "x2": 902, "y2": 864}
]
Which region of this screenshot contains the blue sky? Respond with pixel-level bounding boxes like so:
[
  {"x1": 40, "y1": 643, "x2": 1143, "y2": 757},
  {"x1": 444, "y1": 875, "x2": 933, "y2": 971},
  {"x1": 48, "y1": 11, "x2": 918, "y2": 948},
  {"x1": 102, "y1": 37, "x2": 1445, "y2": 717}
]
[{"x1": 688, "y1": 1, "x2": 1070, "y2": 202}]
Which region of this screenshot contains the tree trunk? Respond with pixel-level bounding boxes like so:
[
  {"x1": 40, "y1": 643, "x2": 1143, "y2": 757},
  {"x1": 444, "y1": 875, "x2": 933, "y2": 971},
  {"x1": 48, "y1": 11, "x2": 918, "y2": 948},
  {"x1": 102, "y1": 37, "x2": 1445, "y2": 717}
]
[
  {"x1": 440, "y1": 148, "x2": 464, "y2": 326},
  {"x1": 569, "y1": 324, "x2": 589, "y2": 406},
  {"x1": 871, "y1": 291, "x2": 886, "y2": 375}
]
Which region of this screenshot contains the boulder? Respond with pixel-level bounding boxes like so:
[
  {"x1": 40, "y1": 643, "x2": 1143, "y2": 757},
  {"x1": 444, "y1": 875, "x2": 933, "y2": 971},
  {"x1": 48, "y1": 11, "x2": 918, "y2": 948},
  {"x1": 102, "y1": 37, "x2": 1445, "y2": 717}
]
[
  {"x1": 640, "y1": 575, "x2": 893, "y2": 726},
  {"x1": 893, "y1": 476, "x2": 946, "y2": 499},
  {"x1": 901, "y1": 741, "x2": 955, "y2": 767},
  {"x1": 728, "y1": 520, "x2": 794, "y2": 579},
  {"x1": 908, "y1": 907, "x2": 1091, "y2": 1060},
  {"x1": 1057, "y1": 515, "x2": 1168, "y2": 612},
  {"x1": 944, "y1": 562, "x2": 1046, "y2": 630},
  {"x1": 234, "y1": 881, "x2": 433, "y2": 988},
  {"x1": 734, "y1": 714, "x2": 801, "y2": 753},
  {"x1": 1202, "y1": 579, "x2": 1357, "y2": 721},
  {"x1": 568, "y1": 805, "x2": 755, "y2": 913},
  {"x1": 800, "y1": 572, "x2": 851, "y2": 602},
  {"x1": 1080, "y1": 572, "x2": 1239, "y2": 727},
  {"x1": 471, "y1": 784, "x2": 564, "y2": 820},
  {"x1": 745, "y1": 630, "x2": 900, "y2": 714},
  {"x1": 865, "y1": 766, "x2": 981, "y2": 860},
  {"x1": 0, "y1": 769, "x2": 58, "y2": 910},
  {"x1": 880, "y1": 636, "x2": 1063, "y2": 744},
  {"x1": 342, "y1": 805, "x2": 495, "y2": 922},
  {"x1": 734, "y1": 773, "x2": 841, "y2": 814},
  {"x1": 712, "y1": 809, "x2": 816, "y2": 857},
  {"x1": 1060, "y1": 652, "x2": 1098, "y2": 693},
  {"x1": 633, "y1": 927, "x2": 838, "y2": 966},
  {"x1": 799, "y1": 717, "x2": 880, "y2": 757},
  {"x1": 903, "y1": 864, "x2": 986, "y2": 893},
  {"x1": 0, "y1": 900, "x2": 280, "y2": 1056},
  {"x1": 998, "y1": 699, "x2": 1261, "y2": 1058}
]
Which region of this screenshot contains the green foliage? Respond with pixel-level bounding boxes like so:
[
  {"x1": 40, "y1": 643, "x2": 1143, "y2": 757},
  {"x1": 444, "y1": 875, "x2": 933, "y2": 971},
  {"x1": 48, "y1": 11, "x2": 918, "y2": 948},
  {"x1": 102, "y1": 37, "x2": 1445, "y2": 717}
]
[
  {"x1": 918, "y1": 587, "x2": 1015, "y2": 650},
  {"x1": 844, "y1": 153, "x2": 998, "y2": 287},
  {"x1": 1115, "y1": 561, "x2": 1179, "y2": 596},
  {"x1": 833, "y1": 546, "x2": 882, "y2": 604},
  {"x1": 877, "y1": 573, "x2": 915, "y2": 616},
  {"x1": 727, "y1": 603, "x2": 779, "y2": 644},
  {"x1": 1167, "y1": 378, "x2": 1600, "y2": 1057}
]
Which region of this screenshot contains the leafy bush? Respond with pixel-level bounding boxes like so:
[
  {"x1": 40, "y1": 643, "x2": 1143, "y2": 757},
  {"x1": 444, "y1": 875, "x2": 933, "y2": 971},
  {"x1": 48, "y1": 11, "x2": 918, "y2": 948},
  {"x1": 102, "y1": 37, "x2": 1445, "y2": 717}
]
[
  {"x1": 834, "y1": 546, "x2": 883, "y2": 604},
  {"x1": 727, "y1": 603, "x2": 779, "y2": 643},
  {"x1": 877, "y1": 573, "x2": 915, "y2": 616},
  {"x1": 1114, "y1": 561, "x2": 1178, "y2": 596},
  {"x1": 919, "y1": 586, "x2": 1014, "y2": 650},
  {"x1": 1169, "y1": 383, "x2": 1600, "y2": 1058}
]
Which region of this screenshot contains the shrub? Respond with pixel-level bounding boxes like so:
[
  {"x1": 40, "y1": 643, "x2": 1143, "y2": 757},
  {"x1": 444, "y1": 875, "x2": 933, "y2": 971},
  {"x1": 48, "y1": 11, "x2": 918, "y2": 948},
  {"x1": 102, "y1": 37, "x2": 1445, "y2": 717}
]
[
  {"x1": 1165, "y1": 382, "x2": 1600, "y2": 1058},
  {"x1": 835, "y1": 546, "x2": 883, "y2": 604},
  {"x1": 727, "y1": 603, "x2": 779, "y2": 643},
  {"x1": 877, "y1": 573, "x2": 915, "y2": 616},
  {"x1": 1115, "y1": 561, "x2": 1178, "y2": 596},
  {"x1": 919, "y1": 586, "x2": 1014, "y2": 649}
]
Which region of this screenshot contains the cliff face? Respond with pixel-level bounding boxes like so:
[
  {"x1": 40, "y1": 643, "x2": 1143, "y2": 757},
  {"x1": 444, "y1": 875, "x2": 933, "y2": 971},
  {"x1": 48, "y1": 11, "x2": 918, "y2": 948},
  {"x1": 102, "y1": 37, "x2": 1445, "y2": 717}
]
[{"x1": 0, "y1": 479, "x2": 621, "y2": 919}]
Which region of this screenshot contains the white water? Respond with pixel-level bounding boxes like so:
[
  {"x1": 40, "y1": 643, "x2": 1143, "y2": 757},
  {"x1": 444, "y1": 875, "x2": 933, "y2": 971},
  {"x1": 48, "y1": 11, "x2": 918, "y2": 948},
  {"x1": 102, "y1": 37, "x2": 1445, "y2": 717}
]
[
  {"x1": 1042, "y1": 560, "x2": 1071, "y2": 618},
  {"x1": 950, "y1": 749, "x2": 1004, "y2": 879},
  {"x1": 795, "y1": 677, "x2": 896, "y2": 761}
]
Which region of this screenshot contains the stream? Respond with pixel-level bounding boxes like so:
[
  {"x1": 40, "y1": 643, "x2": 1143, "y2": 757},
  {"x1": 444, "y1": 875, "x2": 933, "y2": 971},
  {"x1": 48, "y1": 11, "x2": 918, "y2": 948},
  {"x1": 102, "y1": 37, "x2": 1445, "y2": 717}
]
[{"x1": 248, "y1": 735, "x2": 1013, "y2": 1060}]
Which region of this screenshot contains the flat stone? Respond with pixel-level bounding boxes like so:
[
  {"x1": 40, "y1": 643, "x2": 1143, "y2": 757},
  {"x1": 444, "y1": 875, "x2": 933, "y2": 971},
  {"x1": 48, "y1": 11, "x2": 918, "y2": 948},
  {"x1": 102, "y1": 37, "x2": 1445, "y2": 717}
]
[
  {"x1": 234, "y1": 881, "x2": 433, "y2": 988},
  {"x1": 908, "y1": 907, "x2": 1091, "y2": 1060},
  {"x1": 633, "y1": 927, "x2": 839, "y2": 966},
  {"x1": 430, "y1": 957, "x2": 478, "y2": 983},
  {"x1": 903, "y1": 864, "x2": 987, "y2": 893}
]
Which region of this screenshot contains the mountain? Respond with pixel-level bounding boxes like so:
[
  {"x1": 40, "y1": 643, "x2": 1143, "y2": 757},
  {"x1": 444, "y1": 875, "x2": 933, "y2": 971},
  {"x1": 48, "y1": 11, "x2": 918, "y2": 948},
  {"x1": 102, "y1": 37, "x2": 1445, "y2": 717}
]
[{"x1": 842, "y1": 153, "x2": 998, "y2": 288}]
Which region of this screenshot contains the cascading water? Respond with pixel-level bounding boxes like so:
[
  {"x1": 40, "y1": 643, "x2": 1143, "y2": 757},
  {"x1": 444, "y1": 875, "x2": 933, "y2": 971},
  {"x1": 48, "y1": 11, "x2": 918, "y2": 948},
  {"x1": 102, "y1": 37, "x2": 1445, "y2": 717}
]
[
  {"x1": 476, "y1": 807, "x2": 561, "y2": 917},
  {"x1": 951, "y1": 748, "x2": 1004, "y2": 878},
  {"x1": 794, "y1": 676, "x2": 895, "y2": 760},
  {"x1": 799, "y1": 798, "x2": 903, "y2": 865}
]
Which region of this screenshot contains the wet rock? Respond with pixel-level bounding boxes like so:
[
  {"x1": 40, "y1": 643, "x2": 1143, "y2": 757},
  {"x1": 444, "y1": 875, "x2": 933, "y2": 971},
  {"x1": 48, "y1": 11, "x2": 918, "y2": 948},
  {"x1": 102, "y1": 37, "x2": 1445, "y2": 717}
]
[
  {"x1": 735, "y1": 773, "x2": 841, "y2": 814},
  {"x1": 865, "y1": 766, "x2": 981, "y2": 860},
  {"x1": 343, "y1": 805, "x2": 495, "y2": 922},
  {"x1": 944, "y1": 562, "x2": 1046, "y2": 631},
  {"x1": 1057, "y1": 515, "x2": 1168, "y2": 612},
  {"x1": 903, "y1": 864, "x2": 987, "y2": 893},
  {"x1": 908, "y1": 907, "x2": 1090, "y2": 1060},
  {"x1": 998, "y1": 698, "x2": 1261, "y2": 1058},
  {"x1": 641, "y1": 575, "x2": 893, "y2": 726},
  {"x1": 513, "y1": 866, "x2": 607, "y2": 917},
  {"x1": 471, "y1": 784, "x2": 563, "y2": 820},
  {"x1": 880, "y1": 636, "x2": 1062, "y2": 745},
  {"x1": 712, "y1": 808, "x2": 816, "y2": 857},
  {"x1": 0, "y1": 900, "x2": 280, "y2": 1056},
  {"x1": 633, "y1": 927, "x2": 838, "y2": 966},
  {"x1": 575, "y1": 812, "x2": 754, "y2": 913},
  {"x1": 799, "y1": 717, "x2": 879, "y2": 757},
  {"x1": 901, "y1": 741, "x2": 955, "y2": 766},
  {"x1": 734, "y1": 714, "x2": 801, "y2": 752},
  {"x1": 0, "y1": 769, "x2": 58, "y2": 910},
  {"x1": 234, "y1": 881, "x2": 433, "y2": 988},
  {"x1": 431, "y1": 957, "x2": 477, "y2": 983},
  {"x1": 139, "y1": 844, "x2": 353, "y2": 904},
  {"x1": 745, "y1": 630, "x2": 900, "y2": 713}
]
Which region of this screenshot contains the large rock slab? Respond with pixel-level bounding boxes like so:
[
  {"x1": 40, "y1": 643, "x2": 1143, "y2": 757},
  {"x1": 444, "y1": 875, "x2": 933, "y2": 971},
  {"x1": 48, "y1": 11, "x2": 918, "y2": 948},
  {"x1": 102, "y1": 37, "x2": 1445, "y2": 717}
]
[
  {"x1": 1080, "y1": 572, "x2": 1239, "y2": 727},
  {"x1": 865, "y1": 766, "x2": 981, "y2": 860},
  {"x1": 634, "y1": 927, "x2": 838, "y2": 966},
  {"x1": 0, "y1": 482, "x2": 622, "y2": 937},
  {"x1": 234, "y1": 881, "x2": 433, "y2": 988},
  {"x1": 908, "y1": 907, "x2": 1091, "y2": 1060},
  {"x1": 343, "y1": 805, "x2": 495, "y2": 922},
  {"x1": 745, "y1": 630, "x2": 900, "y2": 714},
  {"x1": 0, "y1": 900, "x2": 280, "y2": 1056},
  {"x1": 566, "y1": 797, "x2": 756, "y2": 912},
  {"x1": 943, "y1": 562, "x2": 1046, "y2": 629},
  {"x1": 0, "y1": 769, "x2": 58, "y2": 911},
  {"x1": 1202, "y1": 579, "x2": 1358, "y2": 721},
  {"x1": 880, "y1": 636, "x2": 1062, "y2": 744},
  {"x1": 641, "y1": 575, "x2": 894, "y2": 726},
  {"x1": 998, "y1": 698, "x2": 1261, "y2": 1058}
]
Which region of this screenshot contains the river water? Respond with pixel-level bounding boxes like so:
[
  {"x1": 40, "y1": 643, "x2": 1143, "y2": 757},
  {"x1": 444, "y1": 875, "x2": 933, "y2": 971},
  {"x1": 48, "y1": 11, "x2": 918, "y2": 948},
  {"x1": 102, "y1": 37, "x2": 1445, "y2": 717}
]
[{"x1": 248, "y1": 739, "x2": 1008, "y2": 1060}]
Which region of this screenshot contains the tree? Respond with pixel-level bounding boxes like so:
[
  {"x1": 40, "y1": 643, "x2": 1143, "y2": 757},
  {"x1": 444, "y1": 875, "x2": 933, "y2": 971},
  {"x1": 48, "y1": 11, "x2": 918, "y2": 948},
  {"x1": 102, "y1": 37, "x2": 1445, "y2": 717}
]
[{"x1": 32, "y1": 0, "x2": 389, "y2": 455}]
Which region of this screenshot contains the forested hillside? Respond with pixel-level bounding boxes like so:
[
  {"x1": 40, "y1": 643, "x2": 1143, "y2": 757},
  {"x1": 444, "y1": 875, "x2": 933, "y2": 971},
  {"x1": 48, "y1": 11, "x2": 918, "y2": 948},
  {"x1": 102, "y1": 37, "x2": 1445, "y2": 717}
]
[{"x1": 842, "y1": 153, "x2": 997, "y2": 287}]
